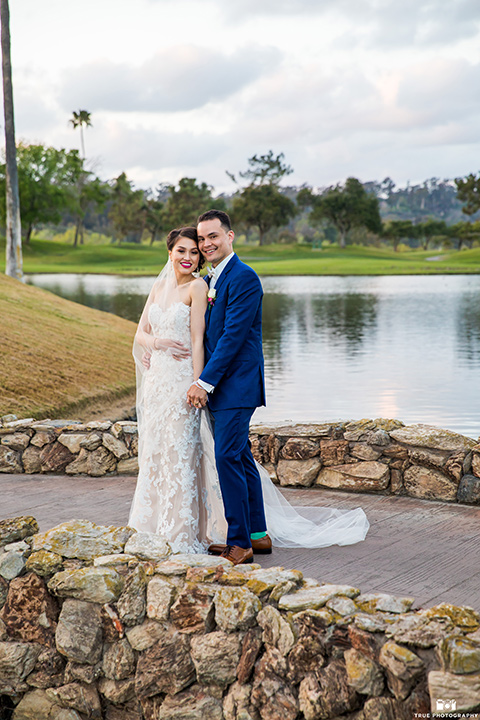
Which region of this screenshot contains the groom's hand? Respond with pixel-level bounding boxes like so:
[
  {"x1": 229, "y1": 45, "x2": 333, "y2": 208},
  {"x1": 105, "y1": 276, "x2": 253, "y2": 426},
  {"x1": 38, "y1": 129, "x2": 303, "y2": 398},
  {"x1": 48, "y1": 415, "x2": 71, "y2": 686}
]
[{"x1": 187, "y1": 384, "x2": 208, "y2": 408}]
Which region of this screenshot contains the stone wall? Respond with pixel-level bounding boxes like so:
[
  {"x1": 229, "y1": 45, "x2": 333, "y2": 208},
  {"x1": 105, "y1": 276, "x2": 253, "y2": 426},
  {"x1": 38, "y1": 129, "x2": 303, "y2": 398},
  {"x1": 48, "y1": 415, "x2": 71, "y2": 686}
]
[
  {"x1": 1, "y1": 415, "x2": 480, "y2": 505},
  {"x1": 1, "y1": 516, "x2": 480, "y2": 720}
]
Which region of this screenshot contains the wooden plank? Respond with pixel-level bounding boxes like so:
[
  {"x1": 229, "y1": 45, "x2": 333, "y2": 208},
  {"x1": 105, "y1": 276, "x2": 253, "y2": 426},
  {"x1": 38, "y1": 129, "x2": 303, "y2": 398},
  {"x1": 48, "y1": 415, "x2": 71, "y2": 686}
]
[{"x1": 0, "y1": 473, "x2": 478, "y2": 611}]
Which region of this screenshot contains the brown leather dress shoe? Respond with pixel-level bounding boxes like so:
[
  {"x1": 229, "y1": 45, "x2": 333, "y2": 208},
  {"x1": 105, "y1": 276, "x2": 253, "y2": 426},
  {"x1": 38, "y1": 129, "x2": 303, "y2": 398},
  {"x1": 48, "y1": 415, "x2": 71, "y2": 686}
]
[
  {"x1": 220, "y1": 545, "x2": 254, "y2": 565},
  {"x1": 209, "y1": 534, "x2": 272, "y2": 556}
]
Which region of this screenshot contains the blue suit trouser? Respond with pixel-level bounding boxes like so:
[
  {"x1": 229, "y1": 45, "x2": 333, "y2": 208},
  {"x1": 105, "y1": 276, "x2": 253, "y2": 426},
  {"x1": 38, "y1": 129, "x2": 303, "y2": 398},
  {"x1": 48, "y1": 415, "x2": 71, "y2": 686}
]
[{"x1": 209, "y1": 407, "x2": 267, "y2": 549}]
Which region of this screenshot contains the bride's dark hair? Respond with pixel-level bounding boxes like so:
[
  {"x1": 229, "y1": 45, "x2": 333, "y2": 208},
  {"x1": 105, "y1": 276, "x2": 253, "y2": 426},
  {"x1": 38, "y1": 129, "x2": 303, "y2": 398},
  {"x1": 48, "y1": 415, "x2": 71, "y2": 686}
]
[{"x1": 166, "y1": 226, "x2": 205, "y2": 269}]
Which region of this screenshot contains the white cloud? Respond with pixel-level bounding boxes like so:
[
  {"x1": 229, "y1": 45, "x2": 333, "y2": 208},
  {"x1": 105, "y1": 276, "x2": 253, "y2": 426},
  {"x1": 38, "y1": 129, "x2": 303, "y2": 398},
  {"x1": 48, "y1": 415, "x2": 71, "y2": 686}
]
[{"x1": 57, "y1": 44, "x2": 281, "y2": 113}]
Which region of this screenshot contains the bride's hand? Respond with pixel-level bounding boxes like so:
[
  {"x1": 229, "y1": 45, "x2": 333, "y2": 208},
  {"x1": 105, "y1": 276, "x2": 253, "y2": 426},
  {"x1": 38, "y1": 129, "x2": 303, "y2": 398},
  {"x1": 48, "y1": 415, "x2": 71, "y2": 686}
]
[{"x1": 153, "y1": 338, "x2": 191, "y2": 361}]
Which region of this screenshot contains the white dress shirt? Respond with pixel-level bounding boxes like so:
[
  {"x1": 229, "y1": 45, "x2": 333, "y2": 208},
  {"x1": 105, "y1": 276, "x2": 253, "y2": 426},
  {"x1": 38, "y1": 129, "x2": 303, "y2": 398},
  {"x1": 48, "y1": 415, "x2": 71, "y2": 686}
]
[{"x1": 197, "y1": 252, "x2": 235, "y2": 393}]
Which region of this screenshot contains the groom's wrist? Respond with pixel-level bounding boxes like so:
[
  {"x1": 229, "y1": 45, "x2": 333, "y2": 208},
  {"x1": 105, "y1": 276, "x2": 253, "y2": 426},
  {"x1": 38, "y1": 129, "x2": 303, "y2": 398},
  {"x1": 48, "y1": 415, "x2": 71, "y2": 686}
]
[{"x1": 196, "y1": 379, "x2": 214, "y2": 393}]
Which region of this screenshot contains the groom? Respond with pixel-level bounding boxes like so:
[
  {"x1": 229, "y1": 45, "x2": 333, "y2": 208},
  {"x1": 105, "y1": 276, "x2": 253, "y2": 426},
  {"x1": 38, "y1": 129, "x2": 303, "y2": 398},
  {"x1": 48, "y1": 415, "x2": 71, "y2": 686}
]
[{"x1": 187, "y1": 209, "x2": 271, "y2": 565}]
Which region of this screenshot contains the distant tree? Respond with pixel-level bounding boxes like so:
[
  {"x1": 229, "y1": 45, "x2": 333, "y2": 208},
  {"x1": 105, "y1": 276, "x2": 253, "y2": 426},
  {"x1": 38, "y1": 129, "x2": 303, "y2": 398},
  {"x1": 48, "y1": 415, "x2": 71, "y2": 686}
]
[
  {"x1": 229, "y1": 150, "x2": 293, "y2": 186},
  {"x1": 301, "y1": 178, "x2": 382, "y2": 248},
  {"x1": 449, "y1": 220, "x2": 480, "y2": 250},
  {"x1": 455, "y1": 173, "x2": 480, "y2": 218},
  {"x1": 383, "y1": 220, "x2": 416, "y2": 252},
  {"x1": 229, "y1": 151, "x2": 296, "y2": 245},
  {"x1": 415, "y1": 219, "x2": 448, "y2": 250},
  {"x1": 143, "y1": 186, "x2": 169, "y2": 245},
  {"x1": 72, "y1": 175, "x2": 111, "y2": 247},
  {"x1": 1, "y1": 0, "x2": 22, "y2": 278},
  {"x1": 109, "y1": 172, "x2": 146, "y2": 243},
  {"x1": 231, "y1": 184, "x2": 296, "y2": 245},
  {"x1": 69, "y1": 110, "x2": 92, "y2": 160},
  {"x1": 164, "y1": 177, "x2": 217, "y2": 229},
  {"x1": 0, "y1": 143, "x2": 85, "y2": 243}
]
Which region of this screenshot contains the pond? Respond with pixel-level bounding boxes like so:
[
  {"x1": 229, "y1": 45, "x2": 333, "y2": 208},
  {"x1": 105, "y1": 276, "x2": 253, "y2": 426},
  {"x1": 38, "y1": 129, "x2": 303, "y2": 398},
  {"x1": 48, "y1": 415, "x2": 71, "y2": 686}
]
[{"x1": 25, "y1": 273, "x2": 480, "y2": 439}]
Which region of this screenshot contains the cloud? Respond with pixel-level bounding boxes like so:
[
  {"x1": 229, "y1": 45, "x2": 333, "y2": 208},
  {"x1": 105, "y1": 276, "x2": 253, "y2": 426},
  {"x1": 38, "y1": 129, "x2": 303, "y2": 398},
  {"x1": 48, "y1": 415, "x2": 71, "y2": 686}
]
[{"x1": 57, "y1": 44, "x2": 281, "y2": 113}]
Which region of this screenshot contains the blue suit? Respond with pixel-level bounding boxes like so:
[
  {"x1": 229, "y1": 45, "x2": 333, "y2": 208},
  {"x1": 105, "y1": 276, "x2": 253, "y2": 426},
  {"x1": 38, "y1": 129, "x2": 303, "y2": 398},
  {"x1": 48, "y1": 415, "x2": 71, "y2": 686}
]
[{"x1": 200, "y1": 254, "x2": 267, "y2": 548}]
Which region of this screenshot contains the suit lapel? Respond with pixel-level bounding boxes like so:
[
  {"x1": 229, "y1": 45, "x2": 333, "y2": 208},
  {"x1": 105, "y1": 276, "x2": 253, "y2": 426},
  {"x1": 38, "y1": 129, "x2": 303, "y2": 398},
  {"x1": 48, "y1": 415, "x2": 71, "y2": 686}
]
[{"x1": 213, "y1": 253, "x2": 238, "y2": 297}]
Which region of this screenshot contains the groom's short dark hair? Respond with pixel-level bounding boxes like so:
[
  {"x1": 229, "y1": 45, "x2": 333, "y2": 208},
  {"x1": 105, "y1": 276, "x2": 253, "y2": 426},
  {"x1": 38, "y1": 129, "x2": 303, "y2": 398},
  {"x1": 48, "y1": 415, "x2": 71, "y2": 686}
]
[{"x1": 197, "y1": 209, "x2": 232, "y2": 232}]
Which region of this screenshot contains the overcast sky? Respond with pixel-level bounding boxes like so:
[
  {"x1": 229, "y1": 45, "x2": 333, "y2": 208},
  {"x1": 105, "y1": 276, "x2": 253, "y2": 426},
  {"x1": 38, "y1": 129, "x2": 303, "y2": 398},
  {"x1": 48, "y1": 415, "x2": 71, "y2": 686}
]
[{"x1": 6, "y1": 0, "x2": 480, "y2": 193}]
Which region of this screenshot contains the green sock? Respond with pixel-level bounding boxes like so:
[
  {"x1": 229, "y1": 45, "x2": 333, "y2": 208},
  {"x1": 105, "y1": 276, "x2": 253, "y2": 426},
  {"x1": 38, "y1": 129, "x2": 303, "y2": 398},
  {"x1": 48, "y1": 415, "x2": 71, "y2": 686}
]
[{"x1": 251, "y1": 531, "x2": 267, "y2": 540}]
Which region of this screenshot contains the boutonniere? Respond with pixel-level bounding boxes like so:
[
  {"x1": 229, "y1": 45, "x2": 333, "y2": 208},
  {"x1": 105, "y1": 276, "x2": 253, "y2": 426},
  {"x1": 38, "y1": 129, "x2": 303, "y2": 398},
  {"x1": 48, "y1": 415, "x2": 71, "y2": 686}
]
[{"x1": 207, "y1": 288, "x2": 217, "y2": 308}]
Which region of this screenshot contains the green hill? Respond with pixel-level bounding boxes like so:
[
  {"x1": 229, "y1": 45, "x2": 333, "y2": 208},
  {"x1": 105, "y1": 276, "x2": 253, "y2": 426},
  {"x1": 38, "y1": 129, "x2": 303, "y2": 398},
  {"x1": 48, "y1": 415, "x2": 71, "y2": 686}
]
[{"x1": 0, "y1": 274, "x2": 136, "y2": 419}]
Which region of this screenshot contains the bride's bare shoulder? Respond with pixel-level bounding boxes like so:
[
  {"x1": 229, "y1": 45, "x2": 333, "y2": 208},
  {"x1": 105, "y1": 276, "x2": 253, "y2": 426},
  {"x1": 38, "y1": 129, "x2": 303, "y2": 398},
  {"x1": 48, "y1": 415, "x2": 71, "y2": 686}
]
[{"x1": 190, "y1": 277, "x2": 208, "y2": 296}]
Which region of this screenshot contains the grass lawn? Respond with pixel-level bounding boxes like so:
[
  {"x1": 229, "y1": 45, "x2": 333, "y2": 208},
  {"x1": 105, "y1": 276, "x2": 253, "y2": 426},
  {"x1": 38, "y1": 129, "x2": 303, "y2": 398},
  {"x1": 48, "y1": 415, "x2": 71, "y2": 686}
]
[
  {"x1": 1, "y1": 237, "x2": 480, "y2": 275},
  {"x1": 0, "y1": 273, "x2": 136, "y2": 419}
]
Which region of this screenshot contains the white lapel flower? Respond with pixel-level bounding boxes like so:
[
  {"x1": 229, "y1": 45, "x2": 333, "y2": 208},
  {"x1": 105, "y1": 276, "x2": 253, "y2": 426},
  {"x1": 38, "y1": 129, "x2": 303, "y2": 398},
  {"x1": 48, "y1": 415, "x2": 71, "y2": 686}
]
[{"x1": 207, "y1": 288, "x2": 217, "y2": 307}]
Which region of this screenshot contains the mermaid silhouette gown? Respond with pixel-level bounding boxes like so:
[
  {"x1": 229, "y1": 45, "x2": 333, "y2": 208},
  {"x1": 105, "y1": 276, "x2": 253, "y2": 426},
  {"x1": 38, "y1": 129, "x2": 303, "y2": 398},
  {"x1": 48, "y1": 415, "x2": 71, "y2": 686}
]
[{"x1": 128, "y1": 301, "x2": 369, "y2": 553}]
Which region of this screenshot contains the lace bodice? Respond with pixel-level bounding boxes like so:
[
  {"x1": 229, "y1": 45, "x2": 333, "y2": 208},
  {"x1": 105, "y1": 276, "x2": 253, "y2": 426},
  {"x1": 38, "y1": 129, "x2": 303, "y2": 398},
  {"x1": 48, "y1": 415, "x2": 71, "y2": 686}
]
[{"x1": 148, "y1": 301, "x2": 192, "y2": 348}]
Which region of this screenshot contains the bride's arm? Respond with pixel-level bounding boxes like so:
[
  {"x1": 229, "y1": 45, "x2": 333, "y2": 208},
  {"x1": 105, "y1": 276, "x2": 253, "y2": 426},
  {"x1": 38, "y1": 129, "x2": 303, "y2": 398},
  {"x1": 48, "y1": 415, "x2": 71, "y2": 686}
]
[{"x1": 190, "y1": 279, "x2": 208, "y2": 380}]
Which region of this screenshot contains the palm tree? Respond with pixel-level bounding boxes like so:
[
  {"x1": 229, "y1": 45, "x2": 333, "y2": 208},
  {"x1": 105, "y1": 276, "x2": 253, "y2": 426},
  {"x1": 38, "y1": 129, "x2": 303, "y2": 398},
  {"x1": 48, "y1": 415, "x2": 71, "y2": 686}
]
[
  {"x1": 69, "y1": 109, "x2": 92, "y2": 159},
  {"x1": 1, "y1": 0, "x2": 22, "y2": 279}
]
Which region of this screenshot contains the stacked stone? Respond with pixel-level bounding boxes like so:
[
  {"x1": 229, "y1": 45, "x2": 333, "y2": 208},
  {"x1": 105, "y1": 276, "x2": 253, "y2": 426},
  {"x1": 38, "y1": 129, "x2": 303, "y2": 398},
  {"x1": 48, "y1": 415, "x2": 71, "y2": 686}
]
[
  {"x1": 0, "y1": 517, "x2": 480, "y2": 719},
  {"x1": 0, "y1": 417, "x2": 138, "y2": 477},
  {"x1": 250, "y1": 418, "x2": 480, "y2": 505}
]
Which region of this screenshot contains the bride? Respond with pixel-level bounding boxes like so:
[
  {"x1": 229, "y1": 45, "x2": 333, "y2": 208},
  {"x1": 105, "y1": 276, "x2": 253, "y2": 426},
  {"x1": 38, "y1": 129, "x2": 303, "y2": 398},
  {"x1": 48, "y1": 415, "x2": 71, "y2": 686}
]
[{"x1": 128, "y1": 226, "x2": 369, "y2": 555}]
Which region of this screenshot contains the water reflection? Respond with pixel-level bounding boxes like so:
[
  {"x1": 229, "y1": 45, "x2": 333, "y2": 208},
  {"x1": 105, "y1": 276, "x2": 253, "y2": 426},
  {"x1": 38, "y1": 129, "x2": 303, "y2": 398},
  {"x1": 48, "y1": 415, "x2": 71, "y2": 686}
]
[{"x1": 25, "y1": 273, "x2": 480, "y2": 438}]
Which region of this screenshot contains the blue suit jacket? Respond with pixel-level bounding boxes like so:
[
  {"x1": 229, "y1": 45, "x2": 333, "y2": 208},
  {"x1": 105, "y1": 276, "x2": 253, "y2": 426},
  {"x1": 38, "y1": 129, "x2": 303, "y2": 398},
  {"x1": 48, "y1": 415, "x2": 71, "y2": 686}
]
[{"x1": 200, "y1": 254, "x2": 266, "y2": 411}]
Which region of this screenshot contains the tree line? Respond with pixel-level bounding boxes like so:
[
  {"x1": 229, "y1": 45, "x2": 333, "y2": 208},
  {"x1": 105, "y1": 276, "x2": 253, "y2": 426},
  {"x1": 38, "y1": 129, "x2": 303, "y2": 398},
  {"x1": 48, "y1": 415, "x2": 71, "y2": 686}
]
[{"x1": 2, "y1": 138, "x2": 480, "y2": 251}]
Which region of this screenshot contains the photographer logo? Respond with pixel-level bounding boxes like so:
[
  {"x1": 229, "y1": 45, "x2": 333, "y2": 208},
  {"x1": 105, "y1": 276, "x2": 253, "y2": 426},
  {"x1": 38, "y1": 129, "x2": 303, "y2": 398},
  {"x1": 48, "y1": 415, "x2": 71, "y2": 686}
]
[{"x1": 436, "y1": 698, "x2": 457, "y2": 711}]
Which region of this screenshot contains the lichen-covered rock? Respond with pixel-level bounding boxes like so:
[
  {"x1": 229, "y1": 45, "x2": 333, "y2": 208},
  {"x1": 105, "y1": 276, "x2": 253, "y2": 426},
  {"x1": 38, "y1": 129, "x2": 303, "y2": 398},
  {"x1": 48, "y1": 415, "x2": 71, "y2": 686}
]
[
  {"x1": 46, "y1": 682, "x2": 102, "y2": 718},
  {"x1": 280, "y1": 438, "x2": 319, "y2": 460},
  {"x1": 57, "y1": 434, "x2": 89, "y2": 454},
  {"x1": 40, "y1": 442, "x2": 75, "y2": 473},
  {"x1": 11, "y1": 688, "x2": 80, "y2": 720},
  {"x1": 257, "y1": 605, "x2": 296, "y2": 656},
  {"x1": 298, "y1": 660, "x2": 359, "y2": 720},
  {"x1": 64, "y1": 449, "x2": 89, "y2": 475},
  {"x1": 159, "y1": 684, "x2": 224, "y2": 720},
  {"x1": 169, "y1": 583, "x2": 215, "y2": 633},
  {"x1": 48, "y1": 567, "x2": 124, "y2": 604},
  {"x1": 103, "y1": 638, "x2": 136, "y2": 680},
  {"x1": 0, "y1": 641, "x2": 42, "y2": 694},
  {"x1": 85, "y1": 445, "x2": 117, "y2": 476},
  {"x1": 440, "y1": 635, "x2": 480, "y2": 674},
  {"x1": 98, "y1": 677, "x2": 136, "y2": 705},
  {"x1": 223, "y1": 680, "x2": 258, "y2": 720},
  {"x1": 125, "y1": 619, "x2": 165, "y2": 652},
  {"x1": 251, "y1": 651, "x2": 298, "y2": 720},
  {"x1": 0, "y1": 446, "x2": 22, "y2": 473},
  {"x1": 457, "y1": 474, "x2": 480, "y2": 504},
  {"x1": 276, "y1": 457, "x2": 321, "y2": 487},
  {"x1": 78, "y1": 433, "x2": 102, "y2": 451},
  {"x1": 279, "y1": 584, "x2": 359, "y2": 612},
  {"x1": 1, "y1": 432, "x2": 31, "y2": 451},
  {"x1": 26, "y1": 550, "x2": 64, "y2": 578},
  {"x1": 55, "y1": 600, "x2": 103, "y2": 665},
  {"x1": 356, "y1": 592, "x2": 414, "y2": 614},
  {"x1": 421, "y1": 603, "x2": 480, "y2": 632},
  {"x1": 0, "y1": 548, "x2": 28, "y2": 581},
  {"x1": 190, "y1": 631, "x2": 241, "y2": 687},
  {"x1": 326, "y1": 596, "x2": 357, "y2": 616},
  {"x1": 30, "y1": 430, "x2": 56, "y2": 448},
  {"x1": 429, "y1": 671, "x2": 480, "y2": 713},
  {"x1": 26, "y1": 647, "x2": 65, "y2": 689},
  {"x1": 215, "y1": 587, "x2": 262, "y2": 632},
  {"x1": 245, "y1": 567, "x2": 303, "y2": 596},
  {"x1": 0, "y1": 573, "x2": 58, "y2": 646},
  {"x1": 116, "y1": 565, "x2": 146, "y2": 626},
  {"x1": 146, "y1": 576, "x2": 177, "y2": 621},
  {"x1": 237, "y1": 627, "x2": 263, "y2": 685},
  {"x1": 22, "y1": 446, "x2": 43, "y2": 473},
  {"x1": 124, "y1": 532, "x2": 171, "y2": 561},
  {"x1": 344, "y1": 648, "x2": 384, "y2": 696},
  {"x1": 135, "y1": 629, "x2": 195, "y2": 698},
  {"x1": 32, "y1": 520, "x2": 134, "y2": 560},
  {"x1": 404, "y1": 464, "x2": 458, "y2": 501},
  {"x1": 378, "y1": 641, "x2": 424, "y2": 700},
  {"x1": 316, "y1": 461, "x2": 390, "y2": 492},
  {"x1": 0, "y1": 516, "x2": 38, "y2": 547},
  {"x1": 390, "y1": 423, "x2": 476, "y2": 451},
  {"x1": 102, "y1": 433, "x2": 129, "y2": 460}
]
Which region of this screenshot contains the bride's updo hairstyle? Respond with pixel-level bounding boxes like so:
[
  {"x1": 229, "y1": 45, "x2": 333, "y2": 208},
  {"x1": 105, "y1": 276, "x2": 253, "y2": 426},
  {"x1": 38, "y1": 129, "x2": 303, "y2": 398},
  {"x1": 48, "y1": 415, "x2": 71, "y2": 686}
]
[{"x1": 166, "y1": 226, "x2": 205, "y2": 270}]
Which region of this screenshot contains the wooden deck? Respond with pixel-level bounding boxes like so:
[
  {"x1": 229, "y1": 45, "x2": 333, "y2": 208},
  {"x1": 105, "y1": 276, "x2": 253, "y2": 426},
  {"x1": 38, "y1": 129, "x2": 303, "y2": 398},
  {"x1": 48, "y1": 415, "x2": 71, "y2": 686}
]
[{"x1": 1, "y1": 473, "x2": 479, "y2": 611}]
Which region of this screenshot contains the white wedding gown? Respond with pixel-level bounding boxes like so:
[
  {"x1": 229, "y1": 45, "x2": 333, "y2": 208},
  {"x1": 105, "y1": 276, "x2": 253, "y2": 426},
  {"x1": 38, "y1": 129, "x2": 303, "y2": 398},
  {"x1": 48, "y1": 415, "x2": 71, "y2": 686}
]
[{"x1": 128, "y1": 301, "x2": 369, "y2": 553}]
